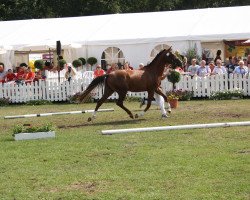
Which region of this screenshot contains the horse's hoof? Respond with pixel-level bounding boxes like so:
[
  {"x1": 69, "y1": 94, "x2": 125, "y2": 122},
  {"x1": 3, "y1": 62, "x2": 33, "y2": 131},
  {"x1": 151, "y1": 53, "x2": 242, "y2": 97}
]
[
  {"x1": 129, "y1": 115, "x2": 134, "y2": 119},
  {"x1": 162, "y1": 114, "x2": 170, "y2": 118},
  {"x1": 87, "y1": 117, "x2": 92, "y2": 122},
  {"x1": 134, "y1": 114, "x2": 139, "y2": 118}
]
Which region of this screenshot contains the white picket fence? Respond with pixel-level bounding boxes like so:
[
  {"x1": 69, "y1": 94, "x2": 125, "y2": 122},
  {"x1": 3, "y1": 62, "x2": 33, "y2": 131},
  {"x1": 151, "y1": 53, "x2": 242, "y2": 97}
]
[{"x1": 0, "y1": 74, "x2": 249, "y2": 103}]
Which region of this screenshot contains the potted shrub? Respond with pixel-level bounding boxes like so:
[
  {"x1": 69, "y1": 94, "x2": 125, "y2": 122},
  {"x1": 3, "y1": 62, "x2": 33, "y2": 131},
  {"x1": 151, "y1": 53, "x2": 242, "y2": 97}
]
[
  {"x1": 87, "y1": 57, "x2": 97, "y2": 70},
  {"x1": 166, "y1": 90, "x2": 180, "y2": 108},
  {"x1": 167, "y1": 70, "x2": 181, "y2": 90},
  {"x1": 72, "y1": 59, "x2": 82, "y2": 69},
  {"x1": 78, "y1": 57, "x2": 86, "y2": 66},
  {"x1": 34, "y1": 59, "x2": 44, "y2": 70},
  {"x1": 13, "y1": 123, "x2": 55, "y2": 141},
  {"x1": 58, "y1": 59, "x2": 67, "y2": 70}
]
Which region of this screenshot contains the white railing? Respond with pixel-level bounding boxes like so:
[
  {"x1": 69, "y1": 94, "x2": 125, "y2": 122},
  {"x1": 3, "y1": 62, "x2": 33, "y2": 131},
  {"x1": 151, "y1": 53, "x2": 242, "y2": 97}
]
[{"x1": 0, "y1": 74, "x2": 249, "y2": 103}]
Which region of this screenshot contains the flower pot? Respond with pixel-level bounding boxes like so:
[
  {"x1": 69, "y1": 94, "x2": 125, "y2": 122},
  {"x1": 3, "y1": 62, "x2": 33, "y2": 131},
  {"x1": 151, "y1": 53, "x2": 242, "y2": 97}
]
[
  {"x1": 14, "y1": 131, "x2": 55, "y2": 141},
  {"x1": 169, "y1": 99, "x2": 178, "y2": 109}
]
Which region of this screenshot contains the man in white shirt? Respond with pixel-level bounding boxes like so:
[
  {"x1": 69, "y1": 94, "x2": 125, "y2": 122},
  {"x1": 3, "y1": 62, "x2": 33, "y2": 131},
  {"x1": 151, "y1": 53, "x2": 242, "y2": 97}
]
[{"x1": 212, "y1": 59, "x2": 227, "y2": 75}]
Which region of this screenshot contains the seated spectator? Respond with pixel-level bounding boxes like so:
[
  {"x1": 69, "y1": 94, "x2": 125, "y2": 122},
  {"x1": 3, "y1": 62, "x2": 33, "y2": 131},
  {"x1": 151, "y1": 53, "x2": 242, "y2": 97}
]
[
  {"x1": 208, "y1": 61, "x2": 215, "y2": 72},
  {"x1": 33, "y1": 70, "x2": 44, "y2": 82},
  {"x1": 93, "y1": 64, "x2": 105, "y2": 78},
  {"x1": 107, "y1": 63, "x2": 117, "y2": 74},
  {"x1": 233, "y1": 60, "x2": 248, "y2": 75},
  {"x1": 212, "y1": 59, "x2": 227, "y2": 75},
  {"x1": 197, "y1": 60, "x2": 211, "y2": 77},
  {"x1": 16, "y1": 65, "x2": 27, "y2": 84},
  {"x1": 187, "y1": 58, "x2": 199, "y2": 77},
  {"x1": 25, "y1": 67, "x2": 35, "y2": 83},
  {"x1": 226, "y1": 56, "x2": 235, "y2": 74},
  {"x1": 0, "y1": 62, "x2": 6, "y2": 83},
  {"x1": 65, "y1": 65, "x2": 76, "y2": 82},
  {"x1": 5, "y1": 69, "x2": 17, "y2": 82}
]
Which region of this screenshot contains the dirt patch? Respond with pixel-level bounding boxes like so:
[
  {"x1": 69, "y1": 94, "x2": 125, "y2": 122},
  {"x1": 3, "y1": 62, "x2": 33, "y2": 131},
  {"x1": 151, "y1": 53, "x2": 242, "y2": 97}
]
[
  {"x1": 237, "y1": 149, "x2": 250, "y2": 154},
  {"x1": 67, "y1": 181, "x2": 98, "y2": 193}
]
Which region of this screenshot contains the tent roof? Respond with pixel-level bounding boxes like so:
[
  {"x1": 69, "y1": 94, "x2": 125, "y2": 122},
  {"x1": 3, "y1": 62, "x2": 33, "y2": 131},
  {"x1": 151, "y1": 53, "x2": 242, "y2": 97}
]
[{"x1": 0, "y1": 6, "x2": 250, "y2": 49}]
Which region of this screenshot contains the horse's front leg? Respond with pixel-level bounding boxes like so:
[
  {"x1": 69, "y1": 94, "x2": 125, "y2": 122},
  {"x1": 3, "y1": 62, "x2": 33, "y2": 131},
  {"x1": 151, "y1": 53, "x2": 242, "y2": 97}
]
[{"x1": 155, "y1": 87, "x2": 171, "y2": 114}]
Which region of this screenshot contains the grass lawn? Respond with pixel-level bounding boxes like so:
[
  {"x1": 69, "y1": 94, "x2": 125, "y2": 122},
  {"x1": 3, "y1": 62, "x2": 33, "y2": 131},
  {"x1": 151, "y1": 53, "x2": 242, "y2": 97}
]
[{"x1": 0, "y1": 99, "x2": 249, "y2": 199}]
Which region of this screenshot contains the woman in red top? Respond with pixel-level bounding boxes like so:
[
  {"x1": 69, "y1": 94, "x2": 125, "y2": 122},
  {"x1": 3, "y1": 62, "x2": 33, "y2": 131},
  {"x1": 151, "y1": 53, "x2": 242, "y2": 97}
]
[
  {"x1": 93, "y1": 64, "x2": 105, "y2": 78},
  {"x1": 25, "y1": 67, "x2": 35, "y2": 83},
  {"x1": 5, "y1": 69, "x2": 17, "y2": 82},
  {"x1": 16, "y1": 66, "x2": 27, "y2": 84}
]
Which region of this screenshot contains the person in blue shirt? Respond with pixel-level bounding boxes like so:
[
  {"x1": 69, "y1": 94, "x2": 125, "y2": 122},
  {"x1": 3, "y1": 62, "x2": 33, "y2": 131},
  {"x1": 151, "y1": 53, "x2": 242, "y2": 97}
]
[
  {"x1": 233, "y1": 60, "x2": 248, "y2": 75},
  {"x1": 197, "y1": 60, "x2": 211, "y2": 77}
]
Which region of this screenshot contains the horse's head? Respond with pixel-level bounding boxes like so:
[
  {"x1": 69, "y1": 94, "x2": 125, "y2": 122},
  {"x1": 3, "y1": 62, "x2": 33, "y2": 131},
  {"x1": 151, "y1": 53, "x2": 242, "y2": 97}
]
[{"x1": 164, "y1": 48, "x2": 183, "y2": 68}]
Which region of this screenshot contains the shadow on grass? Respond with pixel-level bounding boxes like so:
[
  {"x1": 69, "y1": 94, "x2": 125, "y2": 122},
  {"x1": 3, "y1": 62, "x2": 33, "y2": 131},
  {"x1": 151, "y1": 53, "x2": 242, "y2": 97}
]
[{"x1": 57, "y1": 118, "x2": 146, "y2": 129}]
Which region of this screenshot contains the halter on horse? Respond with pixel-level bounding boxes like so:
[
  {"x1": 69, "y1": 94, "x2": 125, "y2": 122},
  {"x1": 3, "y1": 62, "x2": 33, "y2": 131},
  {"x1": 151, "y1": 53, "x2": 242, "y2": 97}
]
[{"x1": 79, "y1": 47, "x2": 183, "y2": 121}]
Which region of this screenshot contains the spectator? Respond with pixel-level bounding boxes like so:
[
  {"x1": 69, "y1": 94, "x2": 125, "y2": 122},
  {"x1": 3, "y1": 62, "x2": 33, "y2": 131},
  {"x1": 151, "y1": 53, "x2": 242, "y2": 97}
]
[
  {"x1": 128, "y1": 62, "x2": 134, "y2": 70},
  {"x1": 33, "y1": 70, "x2": 43, "y2": 82},
  {"x1": 208, "y1": 61, "x2": 215, "y2": 72},
  {"x1": 5, "y1": 69, "x2": 17, "y2": 82},
  {"x1": 187, "y1": 58, "x2": 199, "y2": 77},
  {"x1": 183, "y1": 56, "x2": 188, "y2": 72},
  {"x1": 212, "y1": 59, "x2": 227, "y2": 75},
  {"x1": 123, "y1": 62, "x2": 132, "y2": 70},
  {"x1": 65, "y1": 65, "x2": 76, "y2": 82},
  {"x1": 25, "y1": 67, "x2": 35, "y2": 84},
  {"x1": 214, "y1": 50, "x2": 222, "y2": 64},
  {"x1": 107, "y1": 63, "x2": 117, "y2": 74},
  {"x1": 93, "y1": 64, "x2": 105, "y2": 78},
  {"x1": 138, "y1": 63, "x2": 144, "y2": 70},
  {"x1": 233, "y1": 60, "x2": 248, "y2": 75},
  {"x1": 197, "y1": 60, "x2": 211, "y2": 77},
  {"x1": 0, "y1": 62, "x2": 6, "y2": 83},
  {"x1": 16, "y1": 65, "x2": 27, "y2": 84},
  {"x1": 225, "y1": 56, "x2": 235, "y2": 74}
]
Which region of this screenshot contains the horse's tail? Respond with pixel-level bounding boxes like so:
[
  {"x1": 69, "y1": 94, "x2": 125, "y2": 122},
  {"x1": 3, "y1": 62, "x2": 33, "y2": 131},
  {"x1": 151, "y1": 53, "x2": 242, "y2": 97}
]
[{"x1": 78, "y1": 74, "x2": 108, "y2": 102}]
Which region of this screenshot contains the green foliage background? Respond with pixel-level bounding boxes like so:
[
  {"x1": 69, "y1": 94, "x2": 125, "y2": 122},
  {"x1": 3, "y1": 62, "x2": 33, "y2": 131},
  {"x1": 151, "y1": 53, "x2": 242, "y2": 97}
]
[{"x1": 0, "y1": 0, "x2": 249, "y2": 21}]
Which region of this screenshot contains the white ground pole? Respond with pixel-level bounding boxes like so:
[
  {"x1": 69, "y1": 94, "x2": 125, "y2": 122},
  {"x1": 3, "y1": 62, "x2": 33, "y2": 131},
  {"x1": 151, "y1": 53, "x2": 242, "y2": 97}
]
[
  {"x1": 4, "y1": 108, "x2": 114, "y2": 119},
  {"x1": 102, "y1": 121, "x2": 250, "y2": 135}
]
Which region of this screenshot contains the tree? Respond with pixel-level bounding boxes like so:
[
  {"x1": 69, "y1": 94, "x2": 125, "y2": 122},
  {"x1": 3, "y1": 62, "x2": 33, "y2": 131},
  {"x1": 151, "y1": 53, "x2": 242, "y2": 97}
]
[{"x1": 0, "y1": 0, "x2": 249, "y2": 21}]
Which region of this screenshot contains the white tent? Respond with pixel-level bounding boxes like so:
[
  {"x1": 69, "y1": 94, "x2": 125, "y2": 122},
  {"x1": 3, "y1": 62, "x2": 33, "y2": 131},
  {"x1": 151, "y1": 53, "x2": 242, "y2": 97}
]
[{"x1": 0, "y1": 5, "x2": 249, "y2": 68}]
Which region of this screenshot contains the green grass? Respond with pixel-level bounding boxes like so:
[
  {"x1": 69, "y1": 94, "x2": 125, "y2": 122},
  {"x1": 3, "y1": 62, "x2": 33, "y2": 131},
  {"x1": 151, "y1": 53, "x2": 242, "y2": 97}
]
[{"x1": 0, "y1": 100, "x2": 250, "y2": 199}]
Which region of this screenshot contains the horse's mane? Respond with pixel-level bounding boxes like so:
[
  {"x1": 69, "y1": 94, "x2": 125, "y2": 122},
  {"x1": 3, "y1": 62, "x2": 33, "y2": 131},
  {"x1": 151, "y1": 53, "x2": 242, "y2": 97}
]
[{"x1": 144, "y1": 49, "x2": 167, "y2": 68}]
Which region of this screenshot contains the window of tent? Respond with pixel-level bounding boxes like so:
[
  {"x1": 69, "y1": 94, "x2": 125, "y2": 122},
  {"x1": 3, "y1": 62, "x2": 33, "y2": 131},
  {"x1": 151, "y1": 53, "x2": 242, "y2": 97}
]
[
  {"x1": 101, "y1": 47, "x2": 125, "y2": 70},
  {"x1": 150, "y1": 44, "x2": 170, "y2": 61}
]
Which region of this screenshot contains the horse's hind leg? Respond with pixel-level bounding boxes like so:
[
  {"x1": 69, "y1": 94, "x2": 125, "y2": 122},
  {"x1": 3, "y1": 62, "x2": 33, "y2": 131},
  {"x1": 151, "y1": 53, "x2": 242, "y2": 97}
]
[
  {"x1": 116, "y1": 92, "x2": 134, "y2": 119},
  {"x1": 88, "y1": 86, "x2": 113, "y2": 122},
  {"x1": 136, "y1": 91, "x2": 153, "y2": 118}
]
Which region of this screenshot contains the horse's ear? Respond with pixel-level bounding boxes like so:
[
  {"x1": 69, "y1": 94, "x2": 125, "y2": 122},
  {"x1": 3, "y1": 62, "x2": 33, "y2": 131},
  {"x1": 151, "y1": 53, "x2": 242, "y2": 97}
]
[{"x1": 168, "y1": 46, "x2": 172, "y2": 52}]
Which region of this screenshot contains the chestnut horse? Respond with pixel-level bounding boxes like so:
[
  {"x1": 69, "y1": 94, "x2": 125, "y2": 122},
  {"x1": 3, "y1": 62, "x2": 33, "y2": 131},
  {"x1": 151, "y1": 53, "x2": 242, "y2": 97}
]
[{"x1": 79, "y1": 48, "x2": 182, "y2": 121}]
